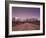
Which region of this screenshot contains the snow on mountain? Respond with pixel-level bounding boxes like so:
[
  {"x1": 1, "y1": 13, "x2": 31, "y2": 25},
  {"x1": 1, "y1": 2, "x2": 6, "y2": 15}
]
[{"x1": 13, "y1": 16, "x2": 40, "y2": 22}]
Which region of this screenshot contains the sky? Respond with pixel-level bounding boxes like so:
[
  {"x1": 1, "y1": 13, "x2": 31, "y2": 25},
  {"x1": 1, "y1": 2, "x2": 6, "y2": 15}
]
[{"x1": 12, "y1": 7, "x2": 40, "y2": 19}]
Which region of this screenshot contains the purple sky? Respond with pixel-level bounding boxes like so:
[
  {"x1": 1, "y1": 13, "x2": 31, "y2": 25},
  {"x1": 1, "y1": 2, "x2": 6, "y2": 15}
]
[{"x1": 12, "y1": 7, "x2": 40, "y2": 19}]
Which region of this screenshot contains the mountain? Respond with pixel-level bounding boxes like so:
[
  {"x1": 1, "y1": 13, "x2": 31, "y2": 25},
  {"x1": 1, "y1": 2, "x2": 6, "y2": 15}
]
[{"x1": 12, "y1": 17, "x2": 40, "y2": 22}]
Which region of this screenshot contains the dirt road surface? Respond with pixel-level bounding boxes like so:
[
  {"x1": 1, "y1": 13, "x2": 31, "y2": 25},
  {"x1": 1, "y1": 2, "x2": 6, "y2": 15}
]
[{"x1": 12, "y1": 23, "x2": 40, "y2": 31}]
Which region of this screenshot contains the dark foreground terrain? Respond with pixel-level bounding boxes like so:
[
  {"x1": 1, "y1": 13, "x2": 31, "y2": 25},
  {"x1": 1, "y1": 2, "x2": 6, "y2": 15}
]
[{"x1": 12, "y1": 23, "x2": 40, "y2": 31}]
